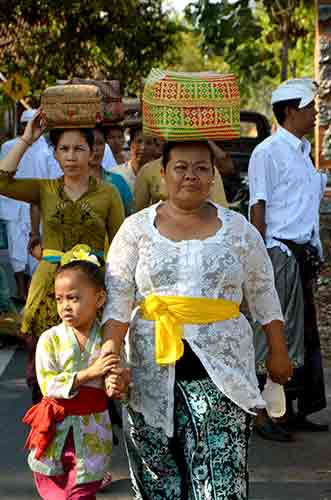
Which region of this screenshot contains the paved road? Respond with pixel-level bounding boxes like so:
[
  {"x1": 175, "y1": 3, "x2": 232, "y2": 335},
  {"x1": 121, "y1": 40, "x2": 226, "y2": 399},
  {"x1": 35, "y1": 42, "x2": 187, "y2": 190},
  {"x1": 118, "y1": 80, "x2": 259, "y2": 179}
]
[{"x1": 1, "y1": 349, "x2": 331, "y2": 500}]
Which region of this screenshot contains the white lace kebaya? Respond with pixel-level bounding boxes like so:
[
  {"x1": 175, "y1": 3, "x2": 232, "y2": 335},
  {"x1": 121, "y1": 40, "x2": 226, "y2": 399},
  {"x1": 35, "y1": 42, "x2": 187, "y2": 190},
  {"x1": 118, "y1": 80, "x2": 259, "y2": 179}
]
[{"x1": 102, "y1": 202, "x2": 284, "y2": 437}]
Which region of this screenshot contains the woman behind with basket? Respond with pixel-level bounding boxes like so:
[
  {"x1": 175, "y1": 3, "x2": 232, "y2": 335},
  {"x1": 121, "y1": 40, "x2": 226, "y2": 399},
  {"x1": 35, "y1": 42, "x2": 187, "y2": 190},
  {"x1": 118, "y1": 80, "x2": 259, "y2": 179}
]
[{"x1": 0, "y1": 110, "x2": 125, "y2": 403}]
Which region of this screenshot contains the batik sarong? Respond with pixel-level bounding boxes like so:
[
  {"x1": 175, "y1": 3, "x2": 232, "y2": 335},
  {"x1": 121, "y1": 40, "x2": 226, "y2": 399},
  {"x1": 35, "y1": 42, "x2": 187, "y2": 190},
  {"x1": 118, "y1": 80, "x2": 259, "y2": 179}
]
[{"x1": 124, "y1": 377, "x2": 253, "y2": 500}]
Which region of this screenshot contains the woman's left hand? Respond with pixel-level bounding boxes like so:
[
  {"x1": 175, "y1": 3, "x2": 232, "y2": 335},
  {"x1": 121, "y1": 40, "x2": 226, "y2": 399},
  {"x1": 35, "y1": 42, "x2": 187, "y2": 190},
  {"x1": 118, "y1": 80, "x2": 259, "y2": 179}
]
[
  {"x1": 266, "y1": 350, "x2": 293, "y2": 385},
  {"x1": 105, "y1": 367, "x2": 131, "y2": 399},
  {"x1": 21, "y1": 108, "x2": 47, "y2": 145}
]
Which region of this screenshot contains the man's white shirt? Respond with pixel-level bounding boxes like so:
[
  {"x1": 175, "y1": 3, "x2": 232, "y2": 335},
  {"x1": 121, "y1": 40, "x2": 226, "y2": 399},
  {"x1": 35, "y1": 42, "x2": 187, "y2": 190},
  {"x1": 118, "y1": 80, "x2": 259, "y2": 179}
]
[{"x1": 248, "y1": 126, "x2": 327, "y2": 257}]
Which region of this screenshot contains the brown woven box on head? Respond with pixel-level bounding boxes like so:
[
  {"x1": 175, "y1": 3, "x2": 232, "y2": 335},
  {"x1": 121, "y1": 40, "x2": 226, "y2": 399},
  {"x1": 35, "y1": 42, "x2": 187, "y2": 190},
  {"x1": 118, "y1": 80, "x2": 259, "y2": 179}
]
[
  {"x1": 69, "y1": 78, "x2": 124, "y2": 125},
  {"x1": 143, "y1": 69, "x2": 240, "y2": 142},
  {"x1": 41, "y1": 84, "x2": 103, "y2": 129}
]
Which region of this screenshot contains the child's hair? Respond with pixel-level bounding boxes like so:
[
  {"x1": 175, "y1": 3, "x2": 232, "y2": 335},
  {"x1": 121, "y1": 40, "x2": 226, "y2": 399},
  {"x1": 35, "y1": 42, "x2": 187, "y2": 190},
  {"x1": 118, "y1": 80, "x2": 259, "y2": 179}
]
[{"x1": 55, "y1": 260, "x2": 105, "y2": 290}]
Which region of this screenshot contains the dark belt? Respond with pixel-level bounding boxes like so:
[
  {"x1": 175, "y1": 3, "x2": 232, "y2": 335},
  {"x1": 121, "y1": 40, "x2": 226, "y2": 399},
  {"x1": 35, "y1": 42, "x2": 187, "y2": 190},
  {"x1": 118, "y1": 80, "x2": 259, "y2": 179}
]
[{"x1": 274, "y1": 238, "x2": 320, "y2": 282}]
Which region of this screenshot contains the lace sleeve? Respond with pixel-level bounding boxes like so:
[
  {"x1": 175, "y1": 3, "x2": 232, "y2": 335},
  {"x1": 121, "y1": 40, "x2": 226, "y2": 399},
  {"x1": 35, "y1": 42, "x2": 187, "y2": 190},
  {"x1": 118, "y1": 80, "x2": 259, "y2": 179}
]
[
  {"x1": 243, "y1": 223, "x2": 283, "y2": 325},
  {"x1": 102, "y1": 217, "x2": 139, "y2": 324}
]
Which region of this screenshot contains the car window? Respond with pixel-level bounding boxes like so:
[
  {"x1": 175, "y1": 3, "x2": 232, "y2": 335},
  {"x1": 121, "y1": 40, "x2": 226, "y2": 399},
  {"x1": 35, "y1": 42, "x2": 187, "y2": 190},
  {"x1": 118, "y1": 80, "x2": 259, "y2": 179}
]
[{"x1": 240, "y1": 122, "x2": 258, "y2": 138}]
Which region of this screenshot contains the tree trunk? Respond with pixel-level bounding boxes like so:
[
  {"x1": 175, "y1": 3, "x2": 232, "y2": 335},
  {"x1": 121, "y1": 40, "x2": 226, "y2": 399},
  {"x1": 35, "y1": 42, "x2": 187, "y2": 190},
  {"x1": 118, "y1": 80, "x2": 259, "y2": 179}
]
[{"x1": 281, "y1": 15, "x2": 289, "y2": 81}]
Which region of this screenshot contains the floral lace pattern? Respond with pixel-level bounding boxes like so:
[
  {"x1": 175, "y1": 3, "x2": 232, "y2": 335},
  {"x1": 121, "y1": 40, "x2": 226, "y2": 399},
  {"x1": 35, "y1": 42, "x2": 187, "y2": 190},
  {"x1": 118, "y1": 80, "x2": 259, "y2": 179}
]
[{"x1": 103, "y1": 203, "x2": 284, "y2": 436}]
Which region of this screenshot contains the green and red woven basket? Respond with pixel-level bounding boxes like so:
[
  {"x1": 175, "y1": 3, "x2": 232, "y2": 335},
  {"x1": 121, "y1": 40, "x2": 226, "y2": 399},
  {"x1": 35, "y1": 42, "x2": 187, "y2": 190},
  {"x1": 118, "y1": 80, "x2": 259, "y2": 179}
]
[{"x1": 143, "y1": 69, "x2": 240, "y2": 141}]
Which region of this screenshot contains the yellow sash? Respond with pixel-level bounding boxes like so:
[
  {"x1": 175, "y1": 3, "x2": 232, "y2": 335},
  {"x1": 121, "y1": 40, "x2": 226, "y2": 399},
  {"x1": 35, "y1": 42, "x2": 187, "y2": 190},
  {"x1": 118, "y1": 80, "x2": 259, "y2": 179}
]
[{"x1": 140, "y1": 294, "x2": 240, "y2": 365}]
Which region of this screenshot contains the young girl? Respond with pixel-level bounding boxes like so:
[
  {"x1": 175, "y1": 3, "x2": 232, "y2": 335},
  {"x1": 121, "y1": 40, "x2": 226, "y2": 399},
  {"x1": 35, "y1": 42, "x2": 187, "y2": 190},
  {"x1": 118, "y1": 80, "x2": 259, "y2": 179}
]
[{"x1": 23, "y1": 247, "x2": 122, "y2": 500}]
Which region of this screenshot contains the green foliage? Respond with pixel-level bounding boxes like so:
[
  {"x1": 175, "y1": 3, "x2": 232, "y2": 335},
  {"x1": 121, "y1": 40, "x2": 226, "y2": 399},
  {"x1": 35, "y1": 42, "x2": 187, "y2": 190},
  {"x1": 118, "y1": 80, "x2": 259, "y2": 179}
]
[
  {"x1": 0, "y1": 0, "x2": 180, "y2": 103},
  {"x1": 185, "y1": 0, "x2": 315, "y2": 111},
  {"x1": 164, "y1": 30, "x2": 230, "y2": 74}
]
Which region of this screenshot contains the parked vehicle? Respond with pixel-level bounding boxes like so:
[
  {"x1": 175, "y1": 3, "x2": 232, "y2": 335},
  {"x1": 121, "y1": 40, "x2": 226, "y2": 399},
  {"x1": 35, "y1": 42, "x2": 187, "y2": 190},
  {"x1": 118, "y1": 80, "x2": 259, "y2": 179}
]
[{"x1": 218, "y1": 110, "x2": 271, "y2": 215}]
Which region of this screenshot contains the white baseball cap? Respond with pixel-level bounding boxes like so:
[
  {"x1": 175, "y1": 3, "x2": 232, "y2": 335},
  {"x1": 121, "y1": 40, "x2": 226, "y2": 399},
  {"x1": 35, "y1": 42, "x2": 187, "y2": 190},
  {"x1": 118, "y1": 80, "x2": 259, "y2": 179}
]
[
  {"x1": 271, "y1": 78, "x2": 318, "y2": 109},
  {"x1": 20, "y1": 108, "x2": 38, "y2": 123}
]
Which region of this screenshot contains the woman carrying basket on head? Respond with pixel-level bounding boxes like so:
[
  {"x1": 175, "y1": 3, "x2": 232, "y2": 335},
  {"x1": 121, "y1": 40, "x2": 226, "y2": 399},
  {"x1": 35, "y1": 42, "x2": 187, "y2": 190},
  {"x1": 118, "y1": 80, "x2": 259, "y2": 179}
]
[{"x1": 101, "y1": 139, "x2": 293, "y2": 500}]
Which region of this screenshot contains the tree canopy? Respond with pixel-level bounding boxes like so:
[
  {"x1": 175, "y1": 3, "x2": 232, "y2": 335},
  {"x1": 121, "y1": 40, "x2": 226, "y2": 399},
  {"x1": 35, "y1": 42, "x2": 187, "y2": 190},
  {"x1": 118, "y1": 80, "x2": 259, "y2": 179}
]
[
  {"x1": 185, "y1": 0, "x2": 315, "y2": 112},
  {"x1": 0, "y1": 0, "x2": 180, "y2": 104},
  {"x1": 0, "y1": 0, "x2": 316, "y2": 114}
]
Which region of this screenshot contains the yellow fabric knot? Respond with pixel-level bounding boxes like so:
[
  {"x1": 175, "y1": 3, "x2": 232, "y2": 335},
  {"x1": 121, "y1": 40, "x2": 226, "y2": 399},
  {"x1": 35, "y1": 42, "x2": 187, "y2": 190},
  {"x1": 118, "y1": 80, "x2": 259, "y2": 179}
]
[
  {"x1": 43, "y1": 244, "x2": 100, "y2": 267},
  {"x1": 140, "y1": 294, "x2": 240, "y2": 365},
  {"x1": 144, "y1": 295, "x2": 172, "y2": 317}
]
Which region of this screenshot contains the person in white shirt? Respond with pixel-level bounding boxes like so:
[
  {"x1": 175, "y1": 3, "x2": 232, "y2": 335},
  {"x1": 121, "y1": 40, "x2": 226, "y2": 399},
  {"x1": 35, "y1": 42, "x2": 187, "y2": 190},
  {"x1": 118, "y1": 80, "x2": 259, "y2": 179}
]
[{"x1": 248, "y1": 78, "x2": 328, "y2": 441}]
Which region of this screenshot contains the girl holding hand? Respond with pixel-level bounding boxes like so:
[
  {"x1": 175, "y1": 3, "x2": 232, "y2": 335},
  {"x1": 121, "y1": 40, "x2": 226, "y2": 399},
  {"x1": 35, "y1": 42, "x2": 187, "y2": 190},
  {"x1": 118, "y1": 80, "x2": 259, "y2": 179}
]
[{"x1": 23, "y1": 250, "x2": 126, "y2": 500}]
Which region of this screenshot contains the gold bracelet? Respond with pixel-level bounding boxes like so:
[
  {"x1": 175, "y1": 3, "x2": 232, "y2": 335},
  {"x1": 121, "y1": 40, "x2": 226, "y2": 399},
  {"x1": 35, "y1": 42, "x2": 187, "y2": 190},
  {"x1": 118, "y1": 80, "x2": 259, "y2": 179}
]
[{"x1": 18, "y1": 136, "x2": 32, "y2": 148}]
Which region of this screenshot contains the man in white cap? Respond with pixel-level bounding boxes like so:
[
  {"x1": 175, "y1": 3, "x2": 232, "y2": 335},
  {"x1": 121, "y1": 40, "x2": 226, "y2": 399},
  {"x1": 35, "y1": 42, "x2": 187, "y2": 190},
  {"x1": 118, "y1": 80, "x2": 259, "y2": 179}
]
[{"x1": 248, "y1": 78, "x2": 328, "y2": 441}]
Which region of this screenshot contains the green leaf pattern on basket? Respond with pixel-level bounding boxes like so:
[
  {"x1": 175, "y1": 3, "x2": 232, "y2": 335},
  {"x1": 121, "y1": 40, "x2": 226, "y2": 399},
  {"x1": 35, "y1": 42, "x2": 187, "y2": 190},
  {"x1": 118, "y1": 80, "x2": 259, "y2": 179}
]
[{"x1": 143, "y1": 69, "x2": 240, "y2": 141}]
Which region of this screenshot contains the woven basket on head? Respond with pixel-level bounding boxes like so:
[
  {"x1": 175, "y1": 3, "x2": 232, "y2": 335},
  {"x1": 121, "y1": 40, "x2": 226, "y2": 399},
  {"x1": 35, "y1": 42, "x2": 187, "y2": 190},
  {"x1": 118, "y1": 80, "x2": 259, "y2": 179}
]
[
  {"x1": 41, "y1": 84, "x2": 103, "y2": 128},
  {"x1": 69, "y1": 78, "x2": 124, "y2": 124},
  {"x1": 143, "y1": 69, "x2": 240, "y2": 141}
]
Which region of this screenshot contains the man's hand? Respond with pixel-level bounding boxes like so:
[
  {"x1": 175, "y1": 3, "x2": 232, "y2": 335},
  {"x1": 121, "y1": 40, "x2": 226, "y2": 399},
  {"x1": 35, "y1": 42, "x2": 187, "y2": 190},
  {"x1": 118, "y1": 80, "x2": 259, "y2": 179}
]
[
  {"x1": 28, "y1": 234, "x2": 43, "y2": 260},
  {"x1": 266, "y1": 349, "x2": 293, "y2": 385}
]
